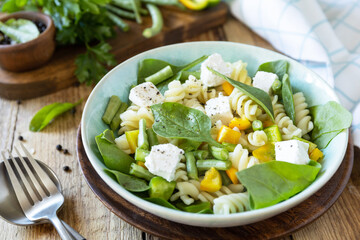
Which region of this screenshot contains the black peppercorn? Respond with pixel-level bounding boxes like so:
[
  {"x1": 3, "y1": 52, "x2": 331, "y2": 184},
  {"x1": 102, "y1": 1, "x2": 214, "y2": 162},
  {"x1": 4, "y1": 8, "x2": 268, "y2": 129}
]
[
  {"x1": 56, "y1": 144, "x2": 62, "y2": 151},
  {"x1": 16, "y1": 100, "x2": 21, "y2": 105},
  {"x1": 18, "y1": 136, "x2": 24, "y2": 141},
  {"x1": 63, "y1": 149, "x2": 69, "y2": 154},
  {"x1": 63, "y1": 166, "x2": 70, "y2": 172}
]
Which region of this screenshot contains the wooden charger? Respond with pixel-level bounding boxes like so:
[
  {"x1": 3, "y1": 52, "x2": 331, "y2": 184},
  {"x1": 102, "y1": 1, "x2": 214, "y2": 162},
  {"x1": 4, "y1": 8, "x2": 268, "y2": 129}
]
[{"x1": 76, "y1": 128, "x2": 353, "y2": 240}]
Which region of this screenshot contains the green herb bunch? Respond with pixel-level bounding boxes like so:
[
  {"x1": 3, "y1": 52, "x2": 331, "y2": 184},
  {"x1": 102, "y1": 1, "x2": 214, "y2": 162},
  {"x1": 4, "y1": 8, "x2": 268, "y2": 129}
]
[{"x1": 1, "y1": 0, "x2": 120, "y2": 85}]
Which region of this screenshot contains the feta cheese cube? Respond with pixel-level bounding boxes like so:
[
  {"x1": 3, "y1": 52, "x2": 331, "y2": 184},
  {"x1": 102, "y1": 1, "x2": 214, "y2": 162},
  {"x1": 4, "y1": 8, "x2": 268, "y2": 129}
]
[
  {"x1": 275, "y1": 140, "x2": 310, "y2": 165},
  {"x1": 129, "y1": 82, "x2": 164, "y2": 107},
  {"x1": 253, "y1": 71, "x2": 278, "y2": 94},
  {"x1": 205, "y1": 95, "x2": 233, "y2": 125},
  {"x1": 200, "y1": 53, "x2": 232, "y2": 87},
  {"x1": 145, "y1": 144, "x2": 184, "y2": 182}
]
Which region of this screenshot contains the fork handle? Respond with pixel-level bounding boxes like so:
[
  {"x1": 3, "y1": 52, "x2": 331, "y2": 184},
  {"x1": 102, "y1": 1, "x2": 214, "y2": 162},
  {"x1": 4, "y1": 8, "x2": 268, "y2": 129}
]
[
  {"x1": 48, "y1": 214, "x2": 76, "y2": 240},
  {"x1": 61, "y1": 220, "x2": 86, "y2": 240}
]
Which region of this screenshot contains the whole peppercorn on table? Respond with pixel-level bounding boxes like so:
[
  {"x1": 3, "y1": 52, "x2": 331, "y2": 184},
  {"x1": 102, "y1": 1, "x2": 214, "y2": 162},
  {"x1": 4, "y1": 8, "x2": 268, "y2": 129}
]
[{"x1": 0, "y1": 15, "x2": 359, "y2": 240}]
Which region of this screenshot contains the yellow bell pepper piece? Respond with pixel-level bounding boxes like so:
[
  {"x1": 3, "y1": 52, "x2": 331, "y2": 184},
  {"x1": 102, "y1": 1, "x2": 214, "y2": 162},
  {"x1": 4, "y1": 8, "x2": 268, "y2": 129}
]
[
  {"x1": 217, "y1": 125, "x2": 241, "y2": 144},
  {"x1": 310, "y1": 148, "x2": 323, "y2": 161},
  {"x1": 200, "y1": 167, "x2": 222, "y2": 192},
  {"x1": 252, "y1": 143, "x2": 275, "y2": 163},
  {"x1": 226, "y1": 167, "x2": 239, "y2": 184},
  {"x1": 222, "y1": 81, "x2": 234, "y2": 96},
  {"x1": 125, "y1": 130, "x2": 139, "y2": 154},
  {"x1": 229, "y1": 117, "x2": 251, "y2": 130},
  {"x1": 179, "y1": 0, "x2": 208, "y2": 11}
]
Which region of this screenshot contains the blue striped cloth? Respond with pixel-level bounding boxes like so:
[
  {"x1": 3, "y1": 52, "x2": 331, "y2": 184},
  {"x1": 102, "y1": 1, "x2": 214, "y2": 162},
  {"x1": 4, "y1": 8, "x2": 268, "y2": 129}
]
[{"x1": 230, "y1": 0, "x2": 360, "y2": 146}]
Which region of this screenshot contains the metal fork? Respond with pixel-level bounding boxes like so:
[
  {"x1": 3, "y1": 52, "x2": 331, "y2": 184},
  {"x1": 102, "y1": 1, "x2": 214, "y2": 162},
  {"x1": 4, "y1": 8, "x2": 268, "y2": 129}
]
[{"x1": 1, "y1": 143, "x2": 76, "y2": 240}]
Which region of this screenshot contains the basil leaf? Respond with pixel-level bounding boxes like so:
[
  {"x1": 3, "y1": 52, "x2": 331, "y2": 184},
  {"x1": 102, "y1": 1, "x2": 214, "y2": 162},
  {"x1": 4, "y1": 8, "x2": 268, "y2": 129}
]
[
  {"x1": 281, "y1": 74, "x2": 296, "y2": 123},
  {"x1": 236, "y1": 160, "x2": 321, "y2": 209},
  {"x1": 29, "y1": 100, "x2": 81, "y2": 132},
  {"x1": 208, "y1": 68, "x2": 274, "y2": 122},
  {"x1": 95, "y1": 130, "x2": 135, "y2": 173},
  {"x1": 257, "y1": 60, "x2": 289, "y2": 80},
  {"x1": 310, "y1": 101, "x2": 352, "y2": 148},
  {"x1": 144, "y1": 198, "x2": 179, "y2": 210},
  {"x1": 151, "y1": 102, "x2": 222, "y2": 147},
  {"x1": 104, "y1": 168, "x2": 149, "y2": 192}
]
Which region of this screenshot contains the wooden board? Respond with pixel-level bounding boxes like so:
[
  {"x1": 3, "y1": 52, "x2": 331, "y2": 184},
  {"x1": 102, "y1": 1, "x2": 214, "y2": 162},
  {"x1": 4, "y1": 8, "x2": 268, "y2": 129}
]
[
  {"x1": 76, "y1": 127, "x2": 354, "y2": 240},
  {"x1": 0, "y1": 3, "x2": 228, "y2": 100}
]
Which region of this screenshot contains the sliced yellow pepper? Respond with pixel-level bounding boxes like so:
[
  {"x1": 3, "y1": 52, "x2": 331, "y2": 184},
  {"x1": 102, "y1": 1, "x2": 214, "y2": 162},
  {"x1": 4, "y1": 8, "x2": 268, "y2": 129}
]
[
  {"x1": 310, "y1": 148, "x2": 324, "y2": 161},
  {"x1": 200, "y1": 167, "x2": 222, "y2": 192},
  {"x1": 217, "y1": 125, "x2": 241, "y2": 144},
  {"x1": 252, "y1": 143, "x2": 275, "y2": 163},
  {"x1": 222, "y1": 81, "x2": 234, "y2": 96},
  {"x1": 226, "y1": 167, "x2": 239, "y2": 184},
  {"x1": 179, "y1": 0, "x2": 208, "y2": 11},
  {"x1": 125, "y1": 130, "x2": 139, "y2": 154},
  {"x1": 229, "y1": 117, "x2": 251, "y2": 130}
]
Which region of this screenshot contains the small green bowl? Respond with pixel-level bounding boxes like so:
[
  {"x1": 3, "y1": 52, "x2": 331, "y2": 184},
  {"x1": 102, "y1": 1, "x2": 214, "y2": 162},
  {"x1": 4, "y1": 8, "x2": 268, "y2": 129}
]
[{"x1": 81, "y1": 42, "x2": 348, "y2": 227}]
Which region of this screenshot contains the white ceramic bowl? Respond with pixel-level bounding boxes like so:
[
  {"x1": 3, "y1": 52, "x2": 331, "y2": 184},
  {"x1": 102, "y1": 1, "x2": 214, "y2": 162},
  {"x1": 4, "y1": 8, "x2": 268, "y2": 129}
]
[{"x1": 81, "y1": 41, "x2": 348, "y2": 227}]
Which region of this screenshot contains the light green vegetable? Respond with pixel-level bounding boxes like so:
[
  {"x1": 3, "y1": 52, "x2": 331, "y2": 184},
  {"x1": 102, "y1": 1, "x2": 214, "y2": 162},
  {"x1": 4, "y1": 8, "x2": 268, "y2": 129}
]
[
  {"x1": 110, "y1": 102, "x2": 128, "y2": 131},
  {"x1": 281, "y1": 74, "x2": 296, "y2": 123},
  {"x1": 196, "y1": 160, "x2": 232, "y2": 171},
  {"x1": 129, "y1": 163, "x2": 154, "y2": 181},
  {"x1": 192, "y1": 150, "x2": 209, "y2": 160},
  {"x1": 149, "y1": 177, "x2": 176, "y2": 201},
  {"x1": 292, "y1": 136, "x2": 317, "y2": 153},
  {"x1": 252, "y1": 120, "x2": 263, "y2": 131},
  {"x1": 209, "y1": 145, "x2": 229, "y2": 161},
  {"x1": 264, "y1": 125, "x2": 282, "y2": 142},
  {"x1": 145, "y1": 65, "x2": 173, "y2": 85},
  {"x1": 29, "y1": 100, "x2": 81, "y2": 132},
  {"x1": 134, "y1": 148, "x2": 150, "y2": 161},
  {"x1": 271, "y1": 78, "x2": 282, "y2": 96},
  {"x1": 102, "y1": 95, "x2": 122, "y2": 124},
  {"x1": 179, "y1": 139, "x2": 202, "y2": 152},
  {"x1": 185, "y1": 152, "x2": 198, "y2": 180},
  {"x1": 144, "y1": 198, "x2": 179, "y2": 210},
  {"x1": 221, "y1": 142, "x2": 237, "y2": 152},
  {"x1": 142, "y1": 3, "x2": 163, "y2": 38},
  {"x1": 310, "y1": 101, "x2": 352, "y2": 149},
  {"x1": 176, "y1": 201, "x2": 213, "y2": 214},
  {"x1": 138, "y1": 119, "x2": 149, "y2": 150},
  {"x1": 257, "y1": 60, "x2": 289, "y2": 80},
  {"x1": 95, "y1": 130, "x2": 135, "y2": 173},
  {"x1": 219, "y1": 170, "x2": 232, "y2": 186},
  {"x1": 146, "y1": 128, "x2": 159, "y2": 147},
  {"x1": 236, "y1": 160, "x2": 321, "y2": 209},
  {"x1": 104, "y1": 168, "x2": 149, "y2": 192},
  {"x1": 151, "y1": 102, "x2": 223, "y2": 147},
  {"x1": 0, "y1": 18, "x2": 39, "y2": 43},
  {"x1": 208, "y1": 68, "x2": 274, "y2": 122}
]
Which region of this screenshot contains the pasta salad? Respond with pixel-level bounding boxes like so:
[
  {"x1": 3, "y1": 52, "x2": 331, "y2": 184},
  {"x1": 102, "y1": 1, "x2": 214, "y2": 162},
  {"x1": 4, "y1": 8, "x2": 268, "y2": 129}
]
[{"x1": 95, "y1": 53, "x2": 351, "y2": 214}]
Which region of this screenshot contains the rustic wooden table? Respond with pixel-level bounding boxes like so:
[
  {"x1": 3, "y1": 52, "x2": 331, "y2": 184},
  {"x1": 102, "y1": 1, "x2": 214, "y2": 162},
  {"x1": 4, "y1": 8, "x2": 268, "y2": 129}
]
[{"x1": 0, "y1": 16, "x2": 359, "y2": 240}]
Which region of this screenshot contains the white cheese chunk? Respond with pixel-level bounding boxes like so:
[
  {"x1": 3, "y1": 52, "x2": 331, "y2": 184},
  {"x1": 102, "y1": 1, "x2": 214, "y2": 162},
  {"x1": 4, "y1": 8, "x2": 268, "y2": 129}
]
[
  {"x1": 145, "y1": 144, "x2": 184, "y2": 182},
  {"x1": 275, "y1": 140, "x2": 310, "y2": 165},
  {"x1": 205, "y1": 94, "x2": 233, "y2": 125},
  {"x1": 253, "y1": 71, "x2": 278, "y2": 94},
  {"x1": 200, "y1": 53, "x2": 232, "y2": 87},
  {"x1": 129, "y1": 82, "x2": 164, "y2": 107}
]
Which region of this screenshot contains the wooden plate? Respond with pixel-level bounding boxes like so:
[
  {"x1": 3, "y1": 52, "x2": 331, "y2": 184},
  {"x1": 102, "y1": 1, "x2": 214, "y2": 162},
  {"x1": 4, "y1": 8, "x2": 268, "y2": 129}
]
[{"x1": 76, "y1": 127, "x2": 353, "y2": 239}]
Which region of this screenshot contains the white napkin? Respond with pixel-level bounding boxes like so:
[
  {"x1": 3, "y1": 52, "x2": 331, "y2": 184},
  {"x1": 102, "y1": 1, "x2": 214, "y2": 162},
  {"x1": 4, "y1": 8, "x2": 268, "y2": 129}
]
[{"x1": 229, "y1": 0, "x2": 360, "y2": 147}]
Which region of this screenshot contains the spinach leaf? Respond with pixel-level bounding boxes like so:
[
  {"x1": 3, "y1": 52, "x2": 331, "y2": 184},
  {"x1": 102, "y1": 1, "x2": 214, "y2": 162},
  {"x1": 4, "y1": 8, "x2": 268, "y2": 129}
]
[
  {"x1": 95, "y1": 130, "x2": 135, "y2": 173},
  {"x1": 0, "y1": 18, "x2": 39, "y2": 43},
  {"x1": 144, "y1": 198, "x2": 179, "y2": 210},
  {"x1": 257, "y1": 60, "x2": 289, "y2": 80},
  {"x1": 281, "y1": 74, "x2": 296, "y2": 123},
  {"x1": 176, "y1": 201, "x2": 213, "y2": 214},
  {"x1": 29, "y1": 100, "x2": 81, "y2": 132},
  {"x1": 138, "y1": 55, "x2": 207, "y2": 93},
  {"x1": 151, "y1": 102, "x2": 223, "y2": 147},
  {"x1": 310, "y1": 101, "x2": 352, "y2": 148},
  {"x1": 104, "y1": 168, "x2": 149, "y2": 192},
  {"x1": 236, "y1": 160, "x2": 321, "y2": 209},
  {"x1": 208, "y1": 68, "x2": 274, "y2": 122}
]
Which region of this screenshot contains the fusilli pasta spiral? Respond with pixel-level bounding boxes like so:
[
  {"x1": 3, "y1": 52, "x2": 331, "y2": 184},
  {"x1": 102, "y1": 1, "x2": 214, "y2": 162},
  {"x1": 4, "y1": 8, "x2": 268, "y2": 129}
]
[
  {"x1": 293, "y1": 92, "x2": 314, "y2": 136},
  {"x1": 272, "y1": 95, "x2": 302, "y2": 140},
  {"x1": 164, "y1": 80, "x2": 186, "y2": 103},
  {"x1": 229, "y1": 88, "x2": 262, "y2": 121},
  {"x1": 229, "y1": 144, "x2": 260, "y2": 171},
  {"x1": 230, "y1": 60, "x2": 252, "y2": 85},
  {"x1": 247, "y1": 130, "x2": 268, "y2": 147},
  {"x1": 197, "y1": 86, "x2": 217, "y2": 104},
  {"x1": 183, "y1": 98, "x2": 205, "y2": 113},
  {"x1": 174, "y1": 162, "x2": 188, "y2": 182},
  {"x1": 119, "y1": 106, "x2": 154, "y2": 134},
  {"x1": 183, "y1": 75, "x2": 202, "y2": 99},
  {"x1": 213, "y1": 192, "x2": 250, "y2": 214},
  {"x1": 114, "y1": 134, "x2": 131, "y2": 154}
]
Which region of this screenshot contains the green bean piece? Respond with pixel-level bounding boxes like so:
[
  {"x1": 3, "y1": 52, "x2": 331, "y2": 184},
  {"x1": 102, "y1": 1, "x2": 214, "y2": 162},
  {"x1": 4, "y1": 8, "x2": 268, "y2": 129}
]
[
  {"x1": 145, "y1": 65, "x2": 173, "y2": 85},
  {"x1": 272, "y1": 78, "x2": 282, "y2": 96},
  {"x1": 130, "y1": 0, "x2": 142, "y2": 23},
  {"x1": 106, "y1": 5, "x2": 136, "y2": 19},
  {"x1": 110, "y1": 102, "x2": 129, "y2": 131},
  {"x1": 219, "y1": 170, "x2": 232, "y2": 186},
  {"x1": 129, "y1": 163, "x2": 154, "y2": 181},
  {"x1": 185, "y1": 152, "x2": 198, "y2": 180},
  {"x1": 138, "y1": 119, "x2": 149, "y2": 150},
  {"x1": 112, "y1": 0, "x2": 149, "y2": 14},
  {"x1": 102, "y1": 95, "x2": 122, "y2": 124},
  {"x1": 196, "y1": 160, "x2": 232, "y2": 171},
  {"x1": 105, "y1": 11, "x2": 129, "y2": 32},
  {"x1": 252, "y1": 120, "x2": 264, "y2": 131},
  {"x1": 143, "y1": 3, "x2": 163, "y2": 38},
  {"x1": 135, "y1": 148, "x2": 150, "y2": 161},
  {"x1": 146, "y1": 128, "x2": 159, "y2": 147},
  {"x1": 209, "y1": 146, "x2": 229, "y2": 161},
  {"x1": 221, "y1": 142, "x2": 237, "y2": 152},
  {"x1": 192, "y1": 150, "x2": 209, "y2": 160},
  {"x1": 141, "y1": 0, "x2": 180, "y2": 6}
]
